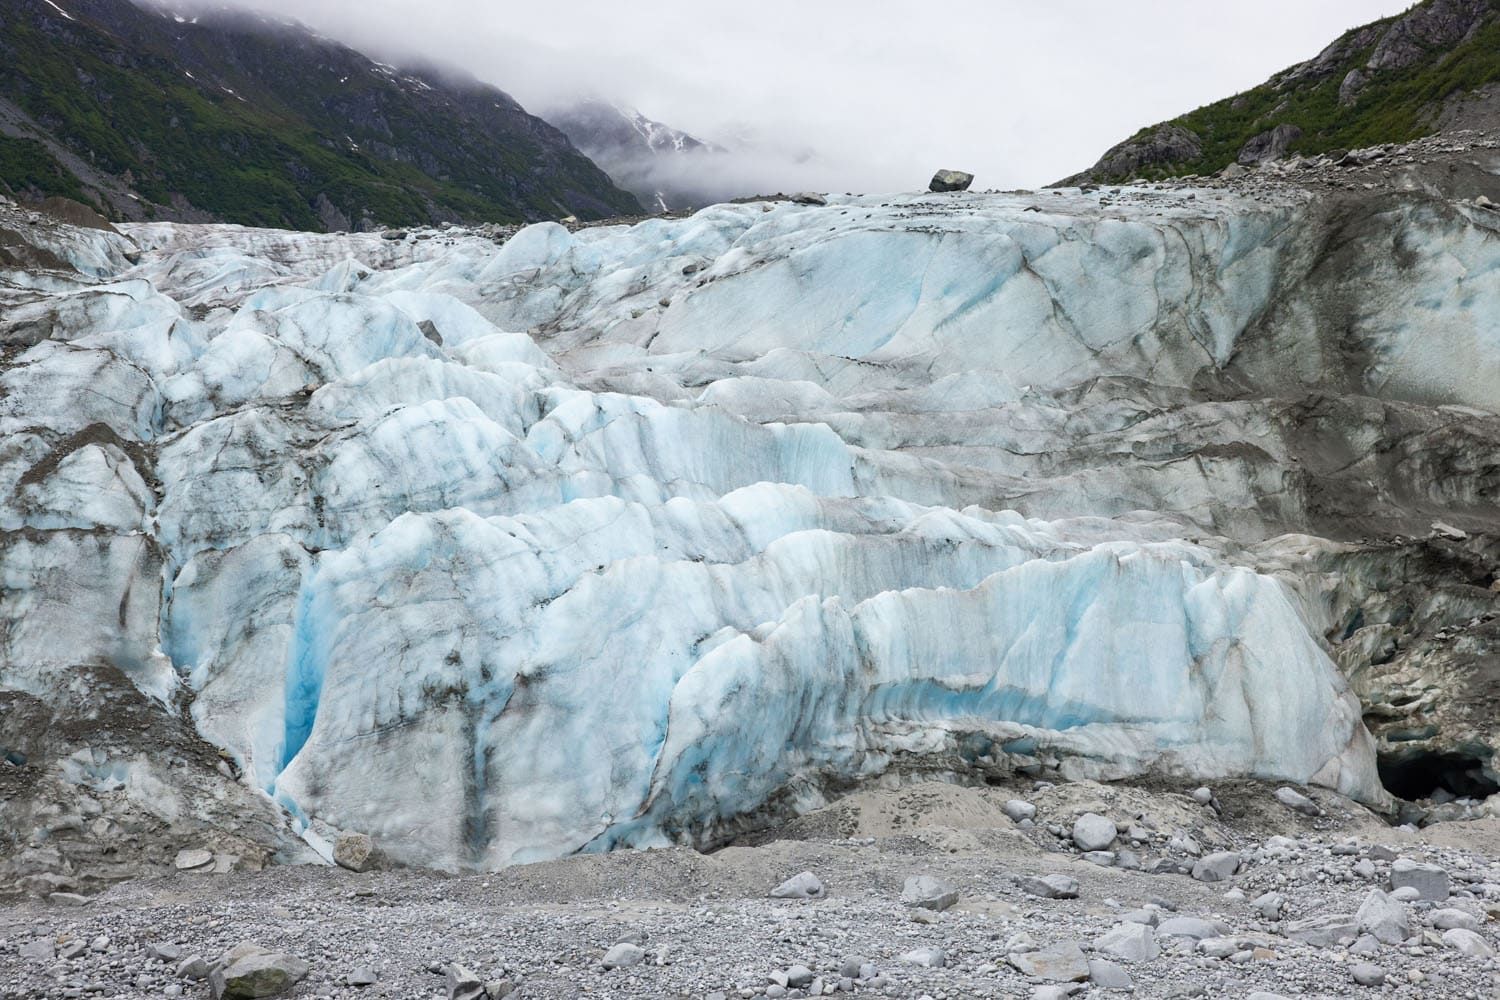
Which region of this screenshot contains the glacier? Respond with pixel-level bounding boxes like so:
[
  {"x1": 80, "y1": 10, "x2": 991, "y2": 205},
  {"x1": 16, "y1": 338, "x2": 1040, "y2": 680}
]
[{"x1": 8, "y1": 184, "x2": 1500, "y2": 868}]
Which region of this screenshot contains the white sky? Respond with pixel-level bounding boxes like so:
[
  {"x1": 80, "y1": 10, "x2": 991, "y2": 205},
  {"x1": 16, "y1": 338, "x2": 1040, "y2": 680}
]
[{"x1": 212, "y1": 0, "x2": 1417, "y2": 191}]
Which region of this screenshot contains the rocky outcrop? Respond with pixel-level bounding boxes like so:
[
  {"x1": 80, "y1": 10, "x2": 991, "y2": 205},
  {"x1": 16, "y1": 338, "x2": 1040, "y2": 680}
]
[
  {"x1": 1238, "y1": 124, "x2": 1303, "y2": 164},
  {"x1": 1056, "y1": 124, "x2": 1201, "y2": 185},
  {"x1": 1068, "y1": 0, "x2": 1500, "y2": 182},
  {"x1": 1365, "y1": 0, "x2": 1491, "y2": 72}
]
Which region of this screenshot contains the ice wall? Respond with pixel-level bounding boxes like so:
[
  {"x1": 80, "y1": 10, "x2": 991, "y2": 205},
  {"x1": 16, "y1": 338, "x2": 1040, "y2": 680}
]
[{"x1": 14, "y1": 188, "x2": 1477, "y2": 867}]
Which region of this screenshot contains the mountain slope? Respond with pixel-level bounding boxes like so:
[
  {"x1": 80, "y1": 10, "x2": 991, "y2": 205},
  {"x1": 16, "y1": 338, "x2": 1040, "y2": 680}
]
[
  {"x1": 1065, "y1": 0, "x2": 1500, "y2": 184},
  {"x1": 546, "y1": 99, "x2": 730, "y2": 212},
  {"x1": 0, "y1": 0, "x2": 642, "y2": 228}
]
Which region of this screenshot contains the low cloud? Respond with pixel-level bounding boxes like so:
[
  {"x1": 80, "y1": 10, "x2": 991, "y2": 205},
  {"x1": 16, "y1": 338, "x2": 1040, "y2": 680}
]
[{"x1": 179, "y1": 0, "x2": 1415, "y2": 196}]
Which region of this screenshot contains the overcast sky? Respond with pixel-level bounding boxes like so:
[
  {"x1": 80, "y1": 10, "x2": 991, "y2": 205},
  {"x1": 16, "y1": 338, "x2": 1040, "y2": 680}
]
[{"x1": 215, "y1": 0, "x2": 1415, "y2": 191}]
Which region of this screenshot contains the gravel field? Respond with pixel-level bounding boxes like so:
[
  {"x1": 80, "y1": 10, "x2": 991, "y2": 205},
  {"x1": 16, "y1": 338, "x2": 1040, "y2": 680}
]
[{"x1": 4, "y1": 779, "x2": 1499, "y2": 1000}]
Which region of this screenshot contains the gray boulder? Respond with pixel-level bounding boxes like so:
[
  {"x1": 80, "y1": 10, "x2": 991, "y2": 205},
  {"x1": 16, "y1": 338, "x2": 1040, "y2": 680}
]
[
  {"x1": 1191, "y1": 851, "x2": 1240, "y2": 882},
  {"x1": 1273, "y1": 786, "x2": 1320, "y2": 816},
  {"x1": 1009, "y1": 940, "x2": 1089, "y2": 982},
  {"x1": 1002, "y1": 799, "x2": 1036, "y2": 822},
  {"x1": 174, "y1": 848, "x2": 214, "y2": 872},
  {"x1": 1355, "y1": 889, "x2": 1410, "y2": 945},
  {"x1": 209, "y1": 952, "x2": 310, "y2": 1000},
  {"x1": 1088, "y1": 958, "x2": 1134, "y2": 991},
  {"x1": 1389, "y1": 858, "x2": 1449, "y2": 901},
  {"x1": 1095, "y1": 922, "x2": 1160, "y2": 963},
  {"x1": 1442, "y1": 927, "x2": 1494, "y2": 958},
  {"x1": 1350, "y1": 963, "x2": 1386, "y2": 987},
  {"x1": 1285, "y1": 913, "x2": 1358, "y2": 947},
  {"x1": 445, "y1": 963, "x2": 486, "y2": 1000},
  {"x1": 1017, "y1": 873, "x2": 1079, "y2": 899},
  {"x1": 900, "y1": 874, "x2": 958, "y2": 911},
  {"x1": 1072, "y1": 813, "x2": 1117, "y2": 851},
  {"x1": 770, "y1": 871, "x2": 825, "y2": 900},
  {"x1": 1432, "y1": 907, "x2": 1481, "y2": 931},
  {"x1": 929, "y1": 170, "x2": 974, "y2": 193},
  {"x1": 1156, "y1": 916, "x2": 1223, "y2": 940}
]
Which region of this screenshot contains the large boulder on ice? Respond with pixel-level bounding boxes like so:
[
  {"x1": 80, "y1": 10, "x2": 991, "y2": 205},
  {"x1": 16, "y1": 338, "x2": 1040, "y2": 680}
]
[{"x1": 929, "y1": 169, "x2": 974, "y2": 192}]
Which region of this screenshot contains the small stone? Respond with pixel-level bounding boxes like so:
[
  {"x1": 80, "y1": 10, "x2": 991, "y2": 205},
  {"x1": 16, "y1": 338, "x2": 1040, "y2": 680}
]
[
  {"x1": 333, "y1": 833, "x2": 385, "y2": 873},
  {"x1": 1273, "y1": 786, "x2": 1320, "y2": 815},
  {"x1": 347, "y1": 968, "x2": 378, "y2": 987},
  {"x1": 785, "y1": 965, "x2": 814, "y2": 988},
  {"x1": 1248, "y1": 893, "x2": 1284, "y2": 923},
  {"x1": 602, "y1": 943, "x2": 646, "y2": 970},
  {"x1": 1191, "y1": 787, "x2": 1213, "y2": 805},
  {"x1": 899, "y1": 947, "x2": 945, "y2": 969},
  {"x1": 59, "y1": 940, "x2": 88, "y2": 960},
  {"x1": 1350, "y1": 963, "x2": 1386, "y2": 987},
  {"x1": 1197, "y1": 937, "x2": 1241, "y2": 958},
  {"x1": 838, "y1": 956, "x2": 867, "y2": 979},
  {"x1": 20, "y1": 939, "x2": 55, "y2": 962},
  {"x1": 174, "y1": 848, "x2": 214, "y2": 871},
  {"x1": 177, "y1": 955, "x2": 210, "y2": 980},
  {"x1": 149, "y1": 942, "x2": 184, "y2": 963},
  {"x1": 1071, "y1": 813, "x2": 1117, "y2": 851},
  {"x1": 770, "y1": 871, "x2": 825, "y2": 900},
  {"x1": 900, "y1": 874, "x2": 958, "y2": 911}
]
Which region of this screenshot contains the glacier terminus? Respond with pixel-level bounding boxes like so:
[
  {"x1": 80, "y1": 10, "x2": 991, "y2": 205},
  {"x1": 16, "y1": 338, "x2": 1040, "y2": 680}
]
[{"x1": 6, "y1": 177, "x2": 1500, "y2": 871}]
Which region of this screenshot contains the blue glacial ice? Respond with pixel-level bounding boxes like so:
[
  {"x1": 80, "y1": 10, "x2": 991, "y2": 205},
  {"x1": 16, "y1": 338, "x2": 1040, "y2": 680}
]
[{"x1": 13, "y1": 187, "x2": 1495, "y2": 866}]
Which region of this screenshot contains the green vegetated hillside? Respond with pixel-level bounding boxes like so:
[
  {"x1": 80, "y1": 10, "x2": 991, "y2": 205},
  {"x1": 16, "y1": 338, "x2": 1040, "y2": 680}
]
[
  {"x1": 1067, "y1": 0, "x2": 1500, "y2": 184},
  {"x1": 0, "y1": 0, "x2": 642, "y2": 229}
]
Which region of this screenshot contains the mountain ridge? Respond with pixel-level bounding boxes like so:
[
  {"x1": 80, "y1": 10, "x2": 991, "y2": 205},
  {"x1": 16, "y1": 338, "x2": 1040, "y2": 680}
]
[
  {"x1": 1064, "y1": 0, "x2": 1500, "y2": 184},
  {"x1": 0, "y1": 0, "x2": 642, "y2": 229},
  {"x1": 545, "y1": 98, "x2": 728, "y2": 213}
]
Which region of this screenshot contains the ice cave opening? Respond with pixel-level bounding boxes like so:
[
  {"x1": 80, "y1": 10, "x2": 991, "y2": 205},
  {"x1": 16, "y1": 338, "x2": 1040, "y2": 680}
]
[{"x1": 1377, "y1": 748, "x2": 1500, "y2": 802}]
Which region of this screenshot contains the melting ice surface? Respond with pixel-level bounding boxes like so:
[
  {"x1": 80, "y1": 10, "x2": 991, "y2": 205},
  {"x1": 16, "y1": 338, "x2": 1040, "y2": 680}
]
[{"x1": 7, "y1": 190, "x2": 1462, "y2": 869}]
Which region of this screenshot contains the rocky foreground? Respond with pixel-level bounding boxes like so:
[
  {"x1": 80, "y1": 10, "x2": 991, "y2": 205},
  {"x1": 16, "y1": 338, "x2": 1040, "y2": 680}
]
[{"x1": 3, "y1": 780, "x2": 1500, "y2": 999}]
